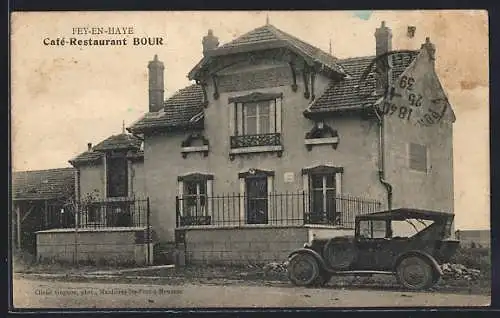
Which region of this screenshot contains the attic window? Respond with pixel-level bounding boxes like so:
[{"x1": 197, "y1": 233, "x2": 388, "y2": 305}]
[{"x1": 409, "y1": 143, "x2": 428, "y2": 173}]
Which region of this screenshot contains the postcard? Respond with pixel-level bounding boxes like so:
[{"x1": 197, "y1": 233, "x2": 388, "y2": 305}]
[{"x1": 10, "y1": 10, "x2": 490, "y2": 309}]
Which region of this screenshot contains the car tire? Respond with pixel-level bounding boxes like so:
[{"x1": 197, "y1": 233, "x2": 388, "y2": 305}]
[
  {"x1": 396, "y1": 256, "x2": 435, "y2": 290},
  {"x1": 314, "y1": 271, "x2": 332, "y2": 287},
  {"x1": 287, "y1": 253, "x2": 320, "y2": 287}
]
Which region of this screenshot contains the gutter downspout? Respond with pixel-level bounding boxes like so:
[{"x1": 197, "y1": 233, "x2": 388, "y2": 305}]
[{"x1": 373, "y1": 105, "x2": 393, "y2": 211}]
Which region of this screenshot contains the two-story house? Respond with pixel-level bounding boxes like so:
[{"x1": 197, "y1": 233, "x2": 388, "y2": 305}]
[{"x1": 69, "y1": 21, "x2": 455, "y2": 265}]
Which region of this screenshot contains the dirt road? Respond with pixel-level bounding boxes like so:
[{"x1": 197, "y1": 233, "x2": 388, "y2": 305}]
[{"x1": 12, "y1": 276, "x2": 490, "y2": 309}]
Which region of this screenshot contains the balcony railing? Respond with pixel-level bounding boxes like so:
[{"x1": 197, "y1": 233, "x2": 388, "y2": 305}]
[
  {"x1": 230, "y1": 133, "x2": 282, "y2": 148},
  {"x1": 176, "y1": 192, "x2": 381, "y2": 229}
]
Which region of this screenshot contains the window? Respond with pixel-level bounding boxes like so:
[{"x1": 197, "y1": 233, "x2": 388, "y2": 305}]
[
  {"x1": 106, "y1": 154, "x2": 128, "y2": 197},
  {"x1": 358, "y1": 220, "x2": 387, "y2": 239},
  {"x1": 391, "y1": 219, "x2": 434, "y2": 238},
  {"x1": 310, "y1": 174, "x2": 337, "y2": 224},
  {"x1": 302, "y1": 166, "x2": 343, "y2": 225},
  {"x1": 177, "y1": 173, "x2": 213, "y2": 223},
  {"x1": 243, "y1": 101, "x2": 270, "y2": 135},
  {"x1": 228, "y1": 92, "x2": 283, "y2": 151},
  {"x1": 183, "y1": 180, "x2": 207, "y2": 217},
  {"x1": 409, "y1": 143, "x2": 428, "y2": 172}
]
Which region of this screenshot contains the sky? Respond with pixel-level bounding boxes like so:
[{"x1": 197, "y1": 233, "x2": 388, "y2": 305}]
[{"x1": 10, "y1": 10, "x2": 489, "y2": 230}]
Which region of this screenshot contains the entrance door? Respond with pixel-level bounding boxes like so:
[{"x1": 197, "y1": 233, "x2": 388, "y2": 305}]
[{"x1": 246, "y1": 176, "x2": 268, "y2": 224}]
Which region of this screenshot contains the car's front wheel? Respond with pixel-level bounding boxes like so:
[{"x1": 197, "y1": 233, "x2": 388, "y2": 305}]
[
  {"x1": 287, "y1": 253, "x2": 320, "y2": 287},
  {"x1": 396, "y1": 256, "x2": 435, "y2": 290}
]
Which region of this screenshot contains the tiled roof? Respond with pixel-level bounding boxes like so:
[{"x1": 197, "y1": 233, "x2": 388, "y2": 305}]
[
  {"x1": 189, "y1": 24, "x2": 345, "y2": 80},
  {"x1": 128, "y1": 84, "x2": 205, "y2": 134},
  {"x1": 92, "y1": 133, "x2": 142, "y2": 151},
  {"x1": 69, "y1": 150, "x2": 103, "y2": 165},
  {"x1": 70, "y1": 134, "x2": 144, "y2": 166},
  {"x1": 12, "y1": 168, "x2": 75, "y2": 201},
  {"x1": 219, "y1": 24, "x2": 343, "y2": 73},
  {"x1": 306, "y1": 51, "x2": 420, "y2": 114}
]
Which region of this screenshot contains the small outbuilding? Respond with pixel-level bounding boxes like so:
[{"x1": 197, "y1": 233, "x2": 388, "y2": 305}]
[{"x1": 11, "y1": 168, "x2": 76, "y2": 255}]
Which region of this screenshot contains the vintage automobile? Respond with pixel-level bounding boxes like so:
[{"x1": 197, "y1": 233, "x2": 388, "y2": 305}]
[{"x1": 287, "y1": 208, "x2": 459, "y2": 290}]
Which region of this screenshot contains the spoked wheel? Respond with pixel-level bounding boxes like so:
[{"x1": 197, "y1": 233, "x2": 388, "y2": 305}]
[
  {"x1": 287, "y1": 253, "x2": 320, "y2": 287},
  {"x1": 396, "y1": 256, "x2": 435, "y2": 290}
]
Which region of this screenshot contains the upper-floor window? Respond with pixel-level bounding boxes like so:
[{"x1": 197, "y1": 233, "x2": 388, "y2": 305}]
[
  {"x1": 228, "y1": 92, "x2": 283, "y2": 150},
  {"x1": 243, "y1": 101, "x2": 271, "y2": 135},
  {"x1": 106, "y1": 153, "x2": 128, "y2": 198},
  {"x1": 409, "y1": 143, "x2": 428, "y2": 173}
]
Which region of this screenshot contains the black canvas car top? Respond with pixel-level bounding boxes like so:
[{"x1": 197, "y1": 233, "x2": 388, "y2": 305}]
[{"x1": 356, "y1": 208, "x2": 453, "y2": 221}]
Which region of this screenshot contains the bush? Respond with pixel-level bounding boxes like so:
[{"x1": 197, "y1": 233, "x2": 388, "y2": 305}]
[{"x1": 449, "y1": 247, "x2": 491, "y2": 276}]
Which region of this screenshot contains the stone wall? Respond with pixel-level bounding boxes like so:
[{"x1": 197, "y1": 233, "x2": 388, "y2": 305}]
[
  {"x1": 36, "y1": 227, "x2": 153, "y2": 265},
  {"x1": 180, "y1": 226, "x2": 354, "y2": 265}
]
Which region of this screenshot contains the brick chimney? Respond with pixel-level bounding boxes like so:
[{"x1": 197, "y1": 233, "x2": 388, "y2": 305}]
[
  {"x1": 374, "y1": 21, "x2": 393, "y2": 94},
  {"x1": 202, "y1": 29, "x2": 219, "y2": 56},
  {"x1": 421, "y1": 37, "x2": 436, "y2": 62},
  {"x1": 87, "y1": 143, "x2": 92, "y2": 151},
  {"x1": 375, "y1": 21, "x2": 392, "y2": 57},
  {"x1": 148, "y1": 54, "x2": 165, "y2": 113}
]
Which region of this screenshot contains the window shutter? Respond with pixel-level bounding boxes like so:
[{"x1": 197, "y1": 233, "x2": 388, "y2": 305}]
[
  {"x1": 178, "y1": 180, "x2": 184, "y2": 216},
  {"x1": 236, "y1": 103, "x2": 243, "y2": 135},
  {"x1": 302, "y1": 173, "x2": 310, "y2": 216},
  {"x1": 335, "y1": 171, "x2": 343, "y2": 215},
  {"x1": 267, "y1": 175, "x2": 274, "y2": 223},
  {"x1": 207, "y1": 179, "x2": 213, "y2": 217},
  {"x1": 229, "y1": 102, "x2": 235, "y2": 136},
  {"x1": 269, "y1": 100, "x2": 276, "y2": 133},
  {"x1": 275, "y1": 97, "x2": 282, "y2": 133},
  {"x1": 409, "y1": 143, "x2": 428, "y2": 172},
  {"x1": 239, "y1": 177, "x2": 245, "y2": 222}
]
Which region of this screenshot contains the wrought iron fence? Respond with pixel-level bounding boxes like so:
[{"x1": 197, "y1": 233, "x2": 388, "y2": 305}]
[
  {"x1": 230, "y1": 133, "x2": 282, "y2": 148},
  {"x1": 75, "y1": 198, "x2": 150, "y2": 229},
  {"x1": 176, "y1": 192, "x2": 381, "y2": 229}
]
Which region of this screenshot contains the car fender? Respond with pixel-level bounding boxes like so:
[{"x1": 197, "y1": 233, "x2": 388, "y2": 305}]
[
  {"x1": 393, "y1": 250, "x2": 443, "y2": 276},
  {"x1": 288, "y1": 248, "x2": 328, "y2": 270}
]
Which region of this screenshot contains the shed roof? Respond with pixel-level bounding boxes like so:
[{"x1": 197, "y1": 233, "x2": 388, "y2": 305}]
[{"x1": 12, "y1": 168, "x2": 75, "y2": 201}]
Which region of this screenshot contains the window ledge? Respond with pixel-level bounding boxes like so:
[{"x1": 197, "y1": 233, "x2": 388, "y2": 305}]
[
  {"x1": 181, "y1": 145, "x2": 209, "y2": 158},
  {"x1": 230, "y1": 145, "x2": 283, "y2": 156},
  {"x1": 182, "y1": 145, "x2": 209, "y2": 153},
  {"x1": 305, "y1": 136, "x2": 339, "y2": 150}
]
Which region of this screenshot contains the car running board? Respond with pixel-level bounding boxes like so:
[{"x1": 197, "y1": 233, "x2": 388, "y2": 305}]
[{"x1": 326, "y1": 270, "x2": 395, "y2": 276}]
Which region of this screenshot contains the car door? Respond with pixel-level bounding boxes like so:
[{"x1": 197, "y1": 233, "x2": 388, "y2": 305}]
[{"x1": 355, "y1": 219, "x2": 394, "y2": 270}]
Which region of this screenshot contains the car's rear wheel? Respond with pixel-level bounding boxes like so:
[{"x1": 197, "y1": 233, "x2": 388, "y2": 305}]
[
  {"x1": 396, "y1": 256, "x2": 435, "y2": 290},
  {"x1": 287, "y1": 253, "x2": 320, "y2": 287}
]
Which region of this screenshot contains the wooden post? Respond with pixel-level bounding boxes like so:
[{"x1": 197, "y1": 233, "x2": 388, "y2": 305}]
[
  {"x1": 16, "y1": 205, "x2": 21, "y2": 250},
  {"x1": 44, "y1": 200, "x2": 48, "y2": 228},
  {"x1": 74, "y1": 204, "x2": 79, "y2": 266}
]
